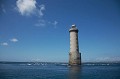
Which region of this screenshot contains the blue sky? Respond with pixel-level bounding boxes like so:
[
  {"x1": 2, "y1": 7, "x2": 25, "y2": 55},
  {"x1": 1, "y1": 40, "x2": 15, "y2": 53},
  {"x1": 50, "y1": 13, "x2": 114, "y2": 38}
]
[{"x1": 0, "y1": 0, "x2": 120, "y2": 62}]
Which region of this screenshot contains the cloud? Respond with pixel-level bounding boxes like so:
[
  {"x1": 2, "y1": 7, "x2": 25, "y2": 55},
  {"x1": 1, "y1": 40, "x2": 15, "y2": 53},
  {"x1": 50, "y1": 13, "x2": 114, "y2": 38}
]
[
  {"x1": 35, "y1": 20, "x2": 58, "y2": 28},
  {"x1": 0, "y1": 38, "x2": 18, "y2": 46},
  {"x1": 16, "y1": 0, "x2": 57, "y2": 28},
  {"x1": 16, "y1": 0, "x2": 58, "y2": 28},
  {"x1": 1, "y1": 4, "x2": 6, "y2": 13},
  {"x1": 2, "y1": 8, "x2": 6, "y2": 13},
  {"x1": 16, "y1": 0, "x2": 45, "y2": 16},
  {"x1": 53, "y1": 21, "x2": 58, "y2": 26},
  {"x1": 53, "y1": 21, "x2": 58, "y2": 28},
  {"x1": 1, "y1": 42, "x2": 8, "y2": 46},
  {"x1": 10, "y1": 38, "x2": 18, "y2": 42},
  {"x1": 35, "y1": 19, "x2": 46, "y2": 27},
  {"x1": 48, "y1": 21, "x2": 58, "y2": 28},
  {"x1": 38, "y1": 4, "x2": 45, "y2": 16},
  {"x1": 16, "y1": 0, "x2": 36, "y2": 16}
]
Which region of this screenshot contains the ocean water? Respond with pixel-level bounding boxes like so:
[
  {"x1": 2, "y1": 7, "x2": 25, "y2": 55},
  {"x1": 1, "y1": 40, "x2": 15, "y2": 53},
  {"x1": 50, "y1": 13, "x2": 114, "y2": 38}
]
[{"x1": 0, "y1": 62, "x2": 120, "y2": 79}]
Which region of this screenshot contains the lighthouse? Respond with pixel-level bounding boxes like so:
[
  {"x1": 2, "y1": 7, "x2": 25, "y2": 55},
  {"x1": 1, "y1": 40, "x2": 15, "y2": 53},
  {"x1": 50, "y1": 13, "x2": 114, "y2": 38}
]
[{"x1": 69, "y1": 24, "x2": 81, "y2": 65}]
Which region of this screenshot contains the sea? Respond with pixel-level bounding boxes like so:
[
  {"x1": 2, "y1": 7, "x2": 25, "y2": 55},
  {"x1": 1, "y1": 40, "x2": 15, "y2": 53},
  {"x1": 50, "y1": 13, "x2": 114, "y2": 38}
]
[{"x1": 0, "y1": 62, "x2": 120, "y2": 79}]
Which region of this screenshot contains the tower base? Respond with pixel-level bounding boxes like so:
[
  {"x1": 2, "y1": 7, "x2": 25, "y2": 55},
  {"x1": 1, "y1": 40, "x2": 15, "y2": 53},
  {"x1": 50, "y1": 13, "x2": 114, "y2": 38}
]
[{"x1": 69, "y1": 52, "x2": 81, "y2": 66}]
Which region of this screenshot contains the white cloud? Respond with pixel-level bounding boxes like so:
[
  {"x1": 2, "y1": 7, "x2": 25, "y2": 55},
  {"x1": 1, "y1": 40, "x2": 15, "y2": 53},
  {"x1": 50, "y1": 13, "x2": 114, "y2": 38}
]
[
  {"x1": 53, "y1": 21, "x2": 58, "y2": 25},
  {"x1": 10, "y1": 38, "x2": 18, "y2": 42},
  {"x1": 48, "y1": 21, "x2": 58, "y2": 28},
  {"x1": 16, "y1": 0, "x2": 45, "y2": 16},
  {"x1": 53, "y1": 21, "x2": 58, "y2": 28},
  {"x1": 16, "y1": 0, "x2": 58, "y2": 28},
  {"x1": 35, "y1": 19, "x2": 46, "y2": 27},
  {"x1": 1, "y1": 42, "x2": 8, "y2": 46},
  {"x1": 38, "y1": 4, "x2": 45, "y2": 16},
  {"x1": 16, "y1": 0, "x2": 36, "y2": 16},
  {"x1": 35, "y1": 20, "x2": 58, "y2": 28}
]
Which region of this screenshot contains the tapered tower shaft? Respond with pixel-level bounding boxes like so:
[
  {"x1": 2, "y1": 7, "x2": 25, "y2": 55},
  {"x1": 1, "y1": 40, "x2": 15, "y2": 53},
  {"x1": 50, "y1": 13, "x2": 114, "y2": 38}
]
[{"x1": 69, "y1": 24, "x2": 81, "y2": 65}]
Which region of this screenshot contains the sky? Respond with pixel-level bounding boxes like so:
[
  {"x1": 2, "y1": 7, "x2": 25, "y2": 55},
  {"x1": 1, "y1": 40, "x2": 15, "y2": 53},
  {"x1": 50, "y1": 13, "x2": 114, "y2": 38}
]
[{"x1": 0, "y1": 0, "x2": 120, "y2": 62}]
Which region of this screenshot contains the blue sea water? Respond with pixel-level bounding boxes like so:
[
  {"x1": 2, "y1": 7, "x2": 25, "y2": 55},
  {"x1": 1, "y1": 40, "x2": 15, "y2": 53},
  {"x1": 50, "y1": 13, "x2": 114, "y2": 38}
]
[{"x1": 0, "y1": 62, "x2": 120, "y2": 79}]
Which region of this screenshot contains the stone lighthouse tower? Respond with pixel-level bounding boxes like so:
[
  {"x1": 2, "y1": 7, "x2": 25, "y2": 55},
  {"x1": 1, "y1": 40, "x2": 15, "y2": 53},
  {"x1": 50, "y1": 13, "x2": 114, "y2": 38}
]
[{"x1": 69, "y1": 24, "x2": 81, "y2": 65}]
